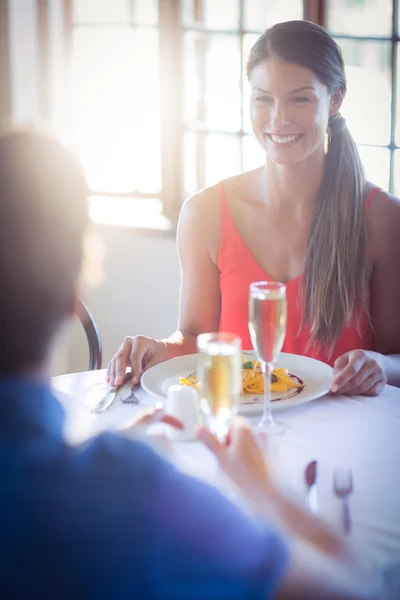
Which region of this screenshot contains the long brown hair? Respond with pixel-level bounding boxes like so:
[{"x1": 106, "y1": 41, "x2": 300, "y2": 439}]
[{"x1": 247, "y1": 20, "x2": 368, "y2": 354}]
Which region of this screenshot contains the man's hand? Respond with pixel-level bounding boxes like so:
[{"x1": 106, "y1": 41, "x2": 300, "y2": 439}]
[
  {"x1": 197, "y1": 417, "x2": 273, "y2": 502},
  {"x1": 198, "y1": 418, "x2": 350, "y2": 561},
  {"x1": 120, "y1": 402, "x2": 184, "y2": 434}
]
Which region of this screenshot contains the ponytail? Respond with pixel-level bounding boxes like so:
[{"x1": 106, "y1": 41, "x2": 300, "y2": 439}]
[{"x1": 301, "y1": 112, "x2": 368, "y2": 353}]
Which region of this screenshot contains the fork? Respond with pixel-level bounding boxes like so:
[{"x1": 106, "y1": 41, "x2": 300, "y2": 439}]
[
  {"x1": 333, "y1": 468, "x2": 353, "y2": 534},
  {"x1": 120, "y1": 384, "x2": 140, "y2": 404}
]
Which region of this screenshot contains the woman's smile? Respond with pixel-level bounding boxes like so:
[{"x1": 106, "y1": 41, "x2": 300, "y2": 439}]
[{"x1": 267, "y1": 133, "x2": 305, "y2": 146}]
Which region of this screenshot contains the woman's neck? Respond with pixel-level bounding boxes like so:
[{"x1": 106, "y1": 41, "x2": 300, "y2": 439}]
[{"x1": 263, "y1": 147, "x2": 325, "y2": 211}]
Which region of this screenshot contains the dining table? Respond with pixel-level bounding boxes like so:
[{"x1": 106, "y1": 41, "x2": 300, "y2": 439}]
[{"x1": 52, "y1": 368, "x2": 400, "y2": 600}]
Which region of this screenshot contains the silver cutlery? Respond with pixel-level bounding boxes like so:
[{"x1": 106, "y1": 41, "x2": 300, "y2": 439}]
[
  {"x1": 304, "y1": 460, "x2": 318, "y2": 513},
  {"x1": 91, "y1": 373, "x2": 139, "y2": 413},
  {"x1": 91, "y1": 387, "x2": 118, "y2": 413},
  {"x1": 120, "y1": 385, "x2": 140, "y2": 404},
  {"x1": 333, "y1": 468, "x2": 353, "y2": 534}
]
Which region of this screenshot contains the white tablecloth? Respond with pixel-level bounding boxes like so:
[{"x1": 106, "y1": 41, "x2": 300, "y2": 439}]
[{"x1": 52, "y1": 369, "x2": 400, "y2": 598}]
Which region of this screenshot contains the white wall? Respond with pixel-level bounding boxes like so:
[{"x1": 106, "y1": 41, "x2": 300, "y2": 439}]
[{"x1": 63, "y1": 226, "x2": 181, "y2": 375}]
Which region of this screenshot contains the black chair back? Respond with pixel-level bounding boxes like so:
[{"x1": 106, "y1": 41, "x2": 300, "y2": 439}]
[{"x1": 76, "y1": 298, "x2": 102, "y2": 371}]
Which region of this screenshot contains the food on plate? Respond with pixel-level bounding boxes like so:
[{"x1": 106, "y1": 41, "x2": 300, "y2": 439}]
[{"x1": 179, "y1": 356, "x2": 303, "y2": 396}]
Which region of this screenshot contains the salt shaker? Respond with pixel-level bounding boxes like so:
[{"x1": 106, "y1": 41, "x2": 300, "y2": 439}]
[{"x1": 165, "y1": 384, "x2": 200, "y2": 442}]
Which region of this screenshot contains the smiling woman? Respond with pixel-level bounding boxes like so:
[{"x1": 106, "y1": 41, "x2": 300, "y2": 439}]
[
  {"x1": 108, "y1": 20, "x2": 400, "y2": 398},
  {"x1": 249, "y1": 64, "x2": 336, "y2": 165},
  {"x1": 246, "y1": 27, "x2": 365, "y2": 353}
]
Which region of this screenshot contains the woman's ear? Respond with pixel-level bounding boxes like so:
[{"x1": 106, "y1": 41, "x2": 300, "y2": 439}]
[{"x1": 329, "y1": 86, "x2": 345, "y2": 117}]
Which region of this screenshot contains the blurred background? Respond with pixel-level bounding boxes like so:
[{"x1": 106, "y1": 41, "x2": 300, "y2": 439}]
[{"x1": 0, "y1": 0, "x2": 399, "y2": 374}]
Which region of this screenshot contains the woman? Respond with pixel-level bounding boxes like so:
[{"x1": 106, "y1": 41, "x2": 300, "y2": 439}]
[{"x1": 108, "y1": 20, "x2": 400, "y2": 396}]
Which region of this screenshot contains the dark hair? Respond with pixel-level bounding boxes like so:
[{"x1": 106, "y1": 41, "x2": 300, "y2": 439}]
[
  {"x1": 0, "y1": 130, "x2": 89, "y2": 374},
  {"x1": 247, "y1": 21, "x2": 368, "y2": 353}
]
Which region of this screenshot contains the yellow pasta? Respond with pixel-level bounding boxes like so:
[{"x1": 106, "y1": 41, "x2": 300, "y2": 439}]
[{"x1": 179, "y1": 359, "x2": 302, "y2": 396}]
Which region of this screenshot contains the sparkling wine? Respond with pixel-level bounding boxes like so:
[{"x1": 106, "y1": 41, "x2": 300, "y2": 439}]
[
  {"x1": 197, "y1": 335, "x2": 241, "y2": 440},
  {"x1": 249, "y1": 291, "x2": 287, "y2": 364}
]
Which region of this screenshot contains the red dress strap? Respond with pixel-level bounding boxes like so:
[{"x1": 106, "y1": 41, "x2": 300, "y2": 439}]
[
  {"x1": 218, "y1": 181, "x2": 232, "y2": 222},
  {"x1": 364, "y1": 187, "x2": 381, "y2": 212},
  {"x1": 218, "y1": 181, "x2": 227, "y2": 214},
  {"x1": 218, "y1": 181, "x2": 242, "y2": 249}
]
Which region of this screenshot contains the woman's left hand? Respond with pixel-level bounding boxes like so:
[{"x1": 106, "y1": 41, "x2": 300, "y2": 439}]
[{"x1": 330, "y1": 349, "x2": 387, "y2": 396}]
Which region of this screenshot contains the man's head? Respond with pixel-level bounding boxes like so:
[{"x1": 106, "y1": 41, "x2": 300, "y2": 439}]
[{"x1": 0, "y1": 130, "x2": 89, "y2": 375}]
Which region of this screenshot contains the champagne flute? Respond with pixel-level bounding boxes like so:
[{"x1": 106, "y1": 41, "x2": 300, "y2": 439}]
[
  {"x1": 197, "y1": 332, "x2": 242, "y2": 442},
  {"x1": 248, "y1": 281, "x2": 288, "y2": 436}
]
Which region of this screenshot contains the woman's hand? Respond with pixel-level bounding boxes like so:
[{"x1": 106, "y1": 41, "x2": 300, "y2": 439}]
[
  {"x1": 330, "y1": 349, "x2": 386, "y2": 396},
  {"x1": 107, "y1": 335, "x2": 170, "y2": 387},
  {"x1": 197, "y1": 418, "x2": 273, "y2": 502}
]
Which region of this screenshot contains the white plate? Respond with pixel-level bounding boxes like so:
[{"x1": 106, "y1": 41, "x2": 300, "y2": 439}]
[{"x1": 141, "y1": 351, "x2": 333, "y2": 415}]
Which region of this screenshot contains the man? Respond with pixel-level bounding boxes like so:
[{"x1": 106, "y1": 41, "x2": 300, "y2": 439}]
[{"x1": 0, "y1": 130, "x2": 372, "y2": 599}]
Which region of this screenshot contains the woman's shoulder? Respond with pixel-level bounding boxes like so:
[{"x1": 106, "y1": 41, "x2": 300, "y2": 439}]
[
  {"x1": 364, "y1": 182, "x2": 400, "y2": 218},
  {"x1": 365, "y1": 180, "x2": 398, "y2": 201},
  {"x1": 180, "y1": 183, "x2": 220, "y2": 216},
  {"x1": 179, "y1": 168, "x2": 262, "y2": 222},
  {"x1": 222, "y1": 167, "x2": 263, "y2": 200},
  {"x1": 364, "y1": 182, "x2": 400, "y2": 259},
  {"x1": 177, "y1": 184, "x2": 222, "y2": 256}
]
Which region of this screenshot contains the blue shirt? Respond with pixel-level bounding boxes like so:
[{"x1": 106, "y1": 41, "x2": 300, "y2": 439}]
[{"x1": 0, "y1": 376, "x2": 288, "y2": 599}]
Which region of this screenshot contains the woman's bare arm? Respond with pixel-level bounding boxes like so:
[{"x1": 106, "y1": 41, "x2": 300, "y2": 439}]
[
  {"x1": 368, "y1": 191, "x2": 400, "y2": 386},
  {"x1": 107, "y1": 186, "x2": 222, "y2": 385},
  {"x1": 164, "y1": 186, "x2": 222, "y2": 358}
]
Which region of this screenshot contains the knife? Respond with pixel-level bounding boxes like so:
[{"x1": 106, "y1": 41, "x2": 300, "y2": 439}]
[
  {"x1": 304, "y1": 460, "x2": 318, "y2": 513},
  {"x1": 91, "y1": 387, "x2": 118, "y2": 414}
]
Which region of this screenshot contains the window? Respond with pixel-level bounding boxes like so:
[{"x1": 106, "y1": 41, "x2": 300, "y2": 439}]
[
  {"x1": 182, "y1": 0, "x2": 303, "y2": 197},
  {"x1": 67, "y1": 0, "x2": 171, "y2": 228},
  {"x1": 66, "y1": 0, "x2": 303, "y2": 226},
  {"x1": 63, "y1": 0, "x2": 399, "y2": 227},
  {"x1": 326, "y1": 0, "x2": 399, "y2": 192}
]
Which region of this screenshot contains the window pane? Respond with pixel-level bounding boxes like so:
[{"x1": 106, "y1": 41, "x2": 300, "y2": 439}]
[
  {"x1": 242, "y1": 135, "x2": 264, "y2": 172},
  {"x1": 71, "y1": 27, "x2": 161, "y2": 193},
  {"x1": 131, "y1": 0, "x2": 158, "y2": 25},
  {"x1": 183, "y1": 32, "x2": 200, "y2": 125},
  {"x1": 358, "y1": 146, "x2": 390, "y2": 190},
  {"x1": 242, "y1": 33, "x2": 260, "y2": 134},
  {"x1": 339, "y1": 40, "x2": 391, "y2": 146},
  {"x1": 205, "y1": 35, "x2": 241, "y2": 131},
  {"x1": 182, "y1": 0, "x2": 239, "y2": 30},
  {"x1": 205, "y1": 134, "x2": 241, "y2": 187},
  {"x1": 244, "y1": 0, "x2": 303, "y2": 32},
  {"x1": 203, "y1": 0, "x2": 239, "y2": 30},
  {"x1": 184, "y1": 33, "x2": 241, "y2": 132},
  {"x1": 327, "y1": 0, "x2": 392, "y2": 37},
  {"x1": 73, "y1": 0, "x2": 131, "y2": 24},
  {"x1": 395, "y1": 151, "x2": 400, "y2": 196},
  {"x1": 182, "y1": 0, "x2": 195, "y2": 27}
]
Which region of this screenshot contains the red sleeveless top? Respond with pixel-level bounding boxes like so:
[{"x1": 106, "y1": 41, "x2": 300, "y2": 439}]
[{"x1": 218, "y1": 182, "x2": 379, "y2": 366}]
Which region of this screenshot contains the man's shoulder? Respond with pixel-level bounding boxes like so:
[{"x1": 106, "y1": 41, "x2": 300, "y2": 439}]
[
  {"x1": 39, "y1": 432, "x2": 167, "y2": 530},
  {"x1": 69, "y1": 431, "x2": 165, "y2": 486},
  {"x1": 37, "y1": 434, "x2": 166, "y2": 556}
]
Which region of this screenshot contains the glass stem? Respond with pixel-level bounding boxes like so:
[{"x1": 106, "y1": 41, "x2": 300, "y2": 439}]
[{"x1": 260, "y1": 361, "x2": 274, "y2": 427}]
